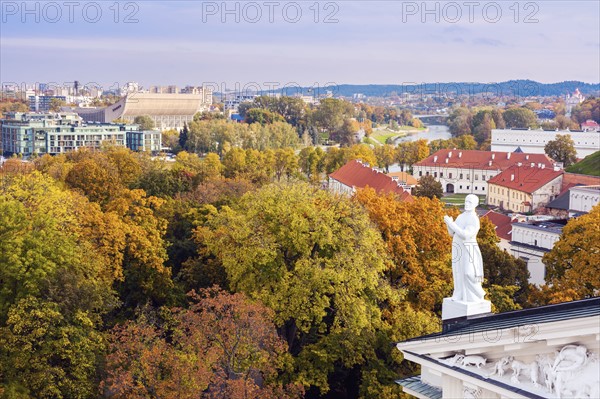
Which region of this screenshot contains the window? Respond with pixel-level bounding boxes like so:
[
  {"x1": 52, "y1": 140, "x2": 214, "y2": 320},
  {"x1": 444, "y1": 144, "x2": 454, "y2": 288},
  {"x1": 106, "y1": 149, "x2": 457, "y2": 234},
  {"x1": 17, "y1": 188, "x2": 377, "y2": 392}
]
[
  {"x1": 449, "y1": 173, "x2": 453, "y2": 178},
  {"x1": 460, "y1": 186, "x2": 463, "y2": 189},
  {"x1": 440, "y1": 173, "x2": 443, "y2": 178},
  {"x1": 426, "y1": 172, "x2": 429, "y2": 176},
  {"x1": 419, "y1": 171, "x2": 422, "y2": 177},
  {"x1": 475, "y1": 175, "x2": 479, "y2": 180},
  {"x1": 460, "y1": 173, "x2": 463, "y2": 179},
  {"x1": 434, "y1": 172, "x2": 437, "y2": 178}
]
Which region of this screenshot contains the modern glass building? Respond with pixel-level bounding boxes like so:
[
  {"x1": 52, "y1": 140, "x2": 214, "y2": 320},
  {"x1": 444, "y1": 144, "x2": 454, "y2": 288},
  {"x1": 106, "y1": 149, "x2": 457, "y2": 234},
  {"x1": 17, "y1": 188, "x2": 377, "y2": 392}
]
[{"x1": 1, "y1": 112, "x2": 161, "y2": 157}]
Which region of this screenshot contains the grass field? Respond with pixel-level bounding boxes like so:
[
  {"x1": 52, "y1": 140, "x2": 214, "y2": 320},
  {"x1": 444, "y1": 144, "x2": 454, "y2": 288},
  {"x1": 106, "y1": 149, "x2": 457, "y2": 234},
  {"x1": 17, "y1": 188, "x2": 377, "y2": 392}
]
[
  {"x1": 441, "y1": 193, "x2": 487, "y2": 207},
  {"x1": 565, "y1": 151, "x2": 600, "y2": 176}
]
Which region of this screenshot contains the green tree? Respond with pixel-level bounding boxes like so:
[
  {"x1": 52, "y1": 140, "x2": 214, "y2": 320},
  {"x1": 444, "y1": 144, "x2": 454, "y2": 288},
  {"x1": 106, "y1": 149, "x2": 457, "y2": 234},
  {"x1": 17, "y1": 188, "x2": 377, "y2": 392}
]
[
  {"x1": 544, "y1": 134, "x2": 577, "y2": 167},
  {"x1": 502, "y1": 107, "x2": 538, "y2": 129},
  {"x1": 245, "y1": 108, "x2": 285, "y2": 125},
  {"x1": 447, "y1": 107, "x2": 473, "y2": 136},
  {"x1": 133, "y1": 115, "x2": 155, "y2": 130},
  {"x1": 413, "y1": 175, "x2": 443, "y2": 199},
  {"x1": 179, "y1": 122, "x2": 189, "y2": 149},
  {"x1": 336, "y1": 119, "x2": 360, "y2": 147},
  {"x1": 472, "y1": 110, "x2": 497, "y2": 144},
  {"x1": 312, "y1": 98, "x2": 355, "y2": 139}
]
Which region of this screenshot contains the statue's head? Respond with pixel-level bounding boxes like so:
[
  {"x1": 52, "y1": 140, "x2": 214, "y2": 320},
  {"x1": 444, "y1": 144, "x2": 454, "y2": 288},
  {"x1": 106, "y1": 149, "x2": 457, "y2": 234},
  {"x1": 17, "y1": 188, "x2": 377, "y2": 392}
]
[{"x1": 464, "y1": 194, "x2": 479, "y2": 211}]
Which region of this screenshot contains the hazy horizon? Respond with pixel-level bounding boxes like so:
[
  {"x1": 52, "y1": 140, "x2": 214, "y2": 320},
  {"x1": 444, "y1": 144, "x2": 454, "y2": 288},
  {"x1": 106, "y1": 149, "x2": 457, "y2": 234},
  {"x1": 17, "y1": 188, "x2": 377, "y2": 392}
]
[{"x1": 1, "y1": 1, "x2": 599, "y2": 88}]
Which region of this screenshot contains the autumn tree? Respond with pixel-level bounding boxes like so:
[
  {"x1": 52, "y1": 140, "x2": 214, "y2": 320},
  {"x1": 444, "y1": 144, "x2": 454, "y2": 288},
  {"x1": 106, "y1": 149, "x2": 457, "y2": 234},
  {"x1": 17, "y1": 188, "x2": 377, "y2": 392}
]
[
  {"x1": 196, "y1": 183, "x2": 392, "y2": 395},
  {"x1": 571, "y1": 97, "x2": 600, "y2": 124},
  {"x1": 544, "y1": 134, "x2": 577, "y2": 167},
  {"x1": 354, "y1": 189, "x2": 454, "y2": 311},
  {"x1": 0, "y1": 172, "x2": 118, "y2": 397},
  {"x1": 413, "y1": 175, "x2": 443, "y2": 199},
  {"x1": 374, "y1": 144, "x2": 396, "y2": 173},
  {"x1": 298, "y1": 147, "x2": 325, "y2": 183},
  {"x1": 542, "y1": 205, "x2": 600, "y2": 302},
  {"x1": 396, "y1": 139, "x2": 429, "y2": 170},
  {"x1": 102, "y1": 288, "x2": 302, "y2": 399}
]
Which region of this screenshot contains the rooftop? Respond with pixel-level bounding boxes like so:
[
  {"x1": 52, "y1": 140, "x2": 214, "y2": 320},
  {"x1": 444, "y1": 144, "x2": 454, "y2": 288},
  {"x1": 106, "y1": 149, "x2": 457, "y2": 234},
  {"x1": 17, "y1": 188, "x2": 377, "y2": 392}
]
[
  {"x1": 399, "y1": 297, "x2": 600, "y2": 343},
  {"x1": 512, "y1": 220, "x2": 566, "y2": 234},
  {"x1": 487, "y1": 165, "x2": 563, "y2": 194},
  {"x1": 414, "y1": 149, "x2": 554, "y2": 171},
  {"x1": 329, "y1": 160, "x2": 413, "y2": 201},
  {"x1": 482, "y1": 210, "x2": 513, "y2": 240}
]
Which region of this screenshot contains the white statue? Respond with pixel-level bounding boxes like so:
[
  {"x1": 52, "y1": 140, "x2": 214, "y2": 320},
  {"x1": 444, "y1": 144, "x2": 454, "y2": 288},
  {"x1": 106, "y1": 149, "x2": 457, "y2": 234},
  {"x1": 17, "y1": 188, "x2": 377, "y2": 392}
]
[
  {"x1": 443, "y1": 194, "x2": 486, "y2": 302},
  {"x1": 489, "y1": 356, "x2": 514, "y2": 377},
  {"x1": 460, "y1": 355, "x2": 487, "y2": 369},
  {"x1": 510, "y1": 359, "x2": 540, "y2": 388}
]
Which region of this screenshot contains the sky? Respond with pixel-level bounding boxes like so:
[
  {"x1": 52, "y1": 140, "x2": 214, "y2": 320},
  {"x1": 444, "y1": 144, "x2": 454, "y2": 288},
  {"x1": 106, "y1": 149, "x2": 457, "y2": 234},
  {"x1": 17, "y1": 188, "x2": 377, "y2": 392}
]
[{"x1": 1, "y1": 0, "x2": 599, "y2": 91}]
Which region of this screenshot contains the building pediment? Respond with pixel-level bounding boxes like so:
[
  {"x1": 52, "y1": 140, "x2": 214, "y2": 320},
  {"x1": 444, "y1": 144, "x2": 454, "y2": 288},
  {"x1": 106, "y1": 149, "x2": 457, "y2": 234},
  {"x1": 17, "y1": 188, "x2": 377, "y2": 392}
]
[{"x1": 397, "y1": 298, "x2": 600, "y2": 398}]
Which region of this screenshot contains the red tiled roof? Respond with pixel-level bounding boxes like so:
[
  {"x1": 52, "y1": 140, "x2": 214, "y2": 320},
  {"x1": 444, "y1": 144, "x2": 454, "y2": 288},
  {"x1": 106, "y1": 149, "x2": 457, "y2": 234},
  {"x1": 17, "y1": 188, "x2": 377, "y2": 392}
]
[
  {"x1": 487, "y1": 165, "x2": 563, "y2": 194},
  {"x1": 482, "y1": 210, "x2": 513, "y2": 241},
  {"x1": 387, "y1": 171, "x2": 419, "y2": 185},
  {"x1": 414, "y1": 149, "x2": 554, "y2": 170},
  {"x1": 329, "y1": 160, "x2": 413, "y2": 201},
  {"x1": 581, "y1": 120, "x2": 600, "y2": 127},
  {"x1": 561, "y1": 172, "x2": 600, "y2": 191}
]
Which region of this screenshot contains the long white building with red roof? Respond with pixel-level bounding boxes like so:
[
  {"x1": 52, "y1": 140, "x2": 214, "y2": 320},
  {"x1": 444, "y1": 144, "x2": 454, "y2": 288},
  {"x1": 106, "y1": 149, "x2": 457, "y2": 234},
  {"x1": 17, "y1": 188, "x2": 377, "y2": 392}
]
[
  {"x1": 328, "y1": 160, "x2": 413, "y2": 202},
  {"x1": 412, "y1": 149, "x2": 555, "y2": 196}
]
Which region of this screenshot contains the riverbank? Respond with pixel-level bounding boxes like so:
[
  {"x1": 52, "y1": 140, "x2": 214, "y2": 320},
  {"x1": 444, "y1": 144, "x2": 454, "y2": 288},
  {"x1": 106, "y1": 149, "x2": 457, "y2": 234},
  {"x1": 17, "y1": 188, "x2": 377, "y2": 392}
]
[{"x1": 369, "y1": 126, "x2": 429, "y2": 145}]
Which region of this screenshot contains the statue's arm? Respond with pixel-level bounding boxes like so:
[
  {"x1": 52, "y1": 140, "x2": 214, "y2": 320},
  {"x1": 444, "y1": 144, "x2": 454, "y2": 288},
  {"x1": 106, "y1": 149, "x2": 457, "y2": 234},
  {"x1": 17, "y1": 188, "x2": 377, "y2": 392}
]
[{"x1": 446, "y1": 221, "x2": 478, "y2": 241}]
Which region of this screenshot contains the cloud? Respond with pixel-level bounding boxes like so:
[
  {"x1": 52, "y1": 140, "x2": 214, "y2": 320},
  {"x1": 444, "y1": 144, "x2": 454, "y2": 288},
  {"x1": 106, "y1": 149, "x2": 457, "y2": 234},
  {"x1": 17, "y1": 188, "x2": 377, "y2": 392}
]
[{"x1": 472, "y1": 38, "x2": 505, "y2": 47}]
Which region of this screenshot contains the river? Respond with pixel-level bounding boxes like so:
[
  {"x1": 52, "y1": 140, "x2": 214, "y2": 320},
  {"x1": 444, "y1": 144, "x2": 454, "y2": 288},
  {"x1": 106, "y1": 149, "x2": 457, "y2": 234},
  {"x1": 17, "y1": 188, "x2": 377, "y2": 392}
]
[{"x1": 395, "y1": 124, "x2": 451, "y2": 143}]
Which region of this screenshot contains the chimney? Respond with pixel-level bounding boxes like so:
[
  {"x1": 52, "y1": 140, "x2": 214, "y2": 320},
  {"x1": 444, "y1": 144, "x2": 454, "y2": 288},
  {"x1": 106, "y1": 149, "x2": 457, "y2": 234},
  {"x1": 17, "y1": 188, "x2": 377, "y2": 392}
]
[
  {"x1": 434, "y1": 156, "x2": 438, "y2": 162},
  {"x1": 517, "y1": 162, "x2": 522, "y2": 166},
  {"x1": 488, "y1": 160, "x2": 492, "y2": 166},
  {"x1": 491, "y1": 153, "x2": 495, "y2": 160},
  {"x1": 445, "y1": 158, "x2": 449, "y2": 164},
  {"x1": 531, "y1": 162, "x2": 535, "y2": 167},
  {"x1": 538, "y1": 163, "x2": 542, "y2": 168},
  {"x1": 541, "y1": 164, "x2": 545, "y2": 169},
  {"x1": 525, "y1": 155, "x2": 529, "y2": 160},
  {"x1": 448, "y1": 151, "x2": 452, "y2": 158},
  {"x1": 458, "y1": 152, "x2": 462, "y2": 158},
  {"x1": 507, "y1": 153, "x2": 511, "y2": 159},
  {"x1": 511, "y1": 174, "x2": 515, "y2": 181}
]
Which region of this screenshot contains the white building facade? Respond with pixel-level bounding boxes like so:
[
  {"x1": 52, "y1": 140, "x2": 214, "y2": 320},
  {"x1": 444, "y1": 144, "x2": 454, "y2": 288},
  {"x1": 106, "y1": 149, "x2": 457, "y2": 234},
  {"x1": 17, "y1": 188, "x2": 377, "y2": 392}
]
[
  {"x1": 509, "y1": 221, "x2": 563, "y2": 285},
  {"x1": 569, "y1": 185, "x2": 600, "y2": 214},
  {"x1": 413, "y1": 150, "x2": 555, "y2": 196},
  {"x1": 491, "y1": 128, "x2": 600, "y2": 158}
]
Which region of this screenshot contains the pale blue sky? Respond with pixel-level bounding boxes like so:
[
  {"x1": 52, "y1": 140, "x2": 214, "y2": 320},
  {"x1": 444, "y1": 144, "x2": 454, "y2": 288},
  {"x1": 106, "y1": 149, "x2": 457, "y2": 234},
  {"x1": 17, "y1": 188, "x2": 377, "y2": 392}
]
[{"x1": 1, "y1": 1, "x2": 599, "y2": 90}]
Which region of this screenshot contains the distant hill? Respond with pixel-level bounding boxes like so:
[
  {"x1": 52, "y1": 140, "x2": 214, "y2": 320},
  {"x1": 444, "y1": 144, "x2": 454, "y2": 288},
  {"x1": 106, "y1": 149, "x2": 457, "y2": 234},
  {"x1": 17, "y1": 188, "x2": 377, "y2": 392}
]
[
  {"x1": 262, "y1": 80, "x2": 600, "y2": 98},
  {"x1": 566, "y1": 151, "x2": 600, "y2": 176}
]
